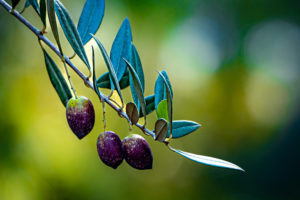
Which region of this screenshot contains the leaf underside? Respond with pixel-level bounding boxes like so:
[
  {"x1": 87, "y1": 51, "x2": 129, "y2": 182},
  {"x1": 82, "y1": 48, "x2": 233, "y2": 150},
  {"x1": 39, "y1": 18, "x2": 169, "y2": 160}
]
[
  {"x1": 126, "y1": 102, "x2": 139, "y2": 125},
  {"x1": 155, "y1": 118, "x2": 168, "y2": 142},
  {"x1": 170, "y1": 146, "x2": 244, "y2": 171}
]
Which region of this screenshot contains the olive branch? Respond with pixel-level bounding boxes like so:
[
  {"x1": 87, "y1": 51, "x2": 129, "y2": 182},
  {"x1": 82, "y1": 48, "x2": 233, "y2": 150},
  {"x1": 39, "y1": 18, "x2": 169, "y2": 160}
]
[{"x1": 0, "y1": 0, "x2": 244, "y2": 171}]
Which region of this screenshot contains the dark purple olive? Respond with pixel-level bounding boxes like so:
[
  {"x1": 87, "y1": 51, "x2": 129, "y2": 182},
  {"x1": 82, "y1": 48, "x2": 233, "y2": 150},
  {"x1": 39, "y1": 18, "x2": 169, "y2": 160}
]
[
  {"x1": 66, "y1": 96, "x2": 95, "y2": 139},
  {"x1": 97, "y1": 131, "x2": 124, "y2": 169},
  {"x1": 122, "y1": 134, "x2": 153, "y2": 170}
]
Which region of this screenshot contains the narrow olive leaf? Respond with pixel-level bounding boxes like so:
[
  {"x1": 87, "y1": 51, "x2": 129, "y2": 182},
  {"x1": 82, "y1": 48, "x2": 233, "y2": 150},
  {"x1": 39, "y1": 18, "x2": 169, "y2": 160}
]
[
  {"x1": 169, "y1": 146, "x2": 244, "y2": 171},
  {"x1": 130, "y1": 43, "x2": 144, "y2": 90},
  {"x1": 129, "y1": 43, "x2": 144, "y2": 111},
  {"x1": 155, "y1": 118, "x2": 168, "y2": 142},
  {"x1": 156, "y1": 99, "x2": 168, "y2": 122},
  {"x1": 39, "y1": 0, "x2": 46, "y2": 26},
  {"x1": 124, "y1": 59, "x2": 146, "y2": 124},
  {"x1": 54, "y1": 0, "x2": 90, "y2": 70},
  {"x1": 139, "y1": 94, "x2": 155, "y2": 117},
  {"x1": 92, "y1": 35, "x2": 123, "y2": 103},
  {"x1": 126, "y1": 102, "x2": 139, "y2": 125},
  {"x1": 158, "y1": 71, "x2": 173, "y2": 138},
  {"x1": 11, "y1": 0, "x2": 21, "y2": 9},
  {"x1": 96, "y1": 71, "x2": 129, "y2": 89},
  {"x1": 47, "y1": 0, "x2": 63, "y2": 54},
  {"x1": 92, "y1": 46, "x2": 102, "y2": 100},
  {"x1": 77, "y1": 0, "x2": 105, "y2": 45},
  {"x1": 166, "y1": 120, "x2": 201, "y2": 138},
  {"x1": 110, "y1": 18, "x2": 132, "y2": 81},
  {"x1": 154, "y1": 70, "x2": 173, "y2": 110},
  {"x1": 42, "y1": 49, "x2": 72, "y2": 106}
]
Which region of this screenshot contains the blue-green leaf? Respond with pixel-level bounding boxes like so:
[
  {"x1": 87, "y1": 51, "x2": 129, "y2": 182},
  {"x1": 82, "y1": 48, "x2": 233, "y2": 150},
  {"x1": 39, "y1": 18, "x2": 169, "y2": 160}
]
[
  {"x1": 169, "y1": 146, "x2": 244, "y2": 171},
  {"x1": 158, "y1": 71, "x2": 173, "y2": 137},
  {"x1": 154, "y1": 70, "x2": 173, "y2": 110},
  {"x1": 43, "y1": 49, "x2": 72, "y2": 106},
  {"x1": 129, "y1": 43, "x2": 144, "y2": 110},
  {"x1": 77, "y1": 0, "x2": 105, "y2": 45},
  {"x1": 110, "y1": 18, "x2": 132, "y2": 81},
  {"x1": 96, "y1": 71, "x2": 129, "y2": 90},
  {"x1": 139, "y1": 94, "x2": 155, "y2": 117},
  {"x1": 156, "y1": 99, "x2": 168, "y2": 122},
  {"x1": 166, "y1": 120, "x2": 200, "y2": 138},
  {"x1": 129, "y1": 43, "x2": 144, "y2": 90},
  {"x1": 48, "y1": 0, "x2": 63, "y2": 54},
  {"x1": 92, "y1": 35, "x2": 123, "y2": 103},
  {"x1": 54, "y1": 0, "x2": 90, "y2": 70},
  {"x1": 124, "y1": 59, "x2": 146, "y2": 124}
]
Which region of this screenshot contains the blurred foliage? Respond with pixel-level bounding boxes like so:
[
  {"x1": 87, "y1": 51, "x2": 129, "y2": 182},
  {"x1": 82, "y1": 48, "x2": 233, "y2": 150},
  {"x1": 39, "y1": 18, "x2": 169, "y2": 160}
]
[{"x1": 0, "y1": 0, "x2": 300, "y2": 199}]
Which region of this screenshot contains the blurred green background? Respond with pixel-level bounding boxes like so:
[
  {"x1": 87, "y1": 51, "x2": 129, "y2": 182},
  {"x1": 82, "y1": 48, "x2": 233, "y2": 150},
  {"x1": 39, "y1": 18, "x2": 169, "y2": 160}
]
[{"x1": 1, "y1": 0, "x2": 300, "y2": 199}]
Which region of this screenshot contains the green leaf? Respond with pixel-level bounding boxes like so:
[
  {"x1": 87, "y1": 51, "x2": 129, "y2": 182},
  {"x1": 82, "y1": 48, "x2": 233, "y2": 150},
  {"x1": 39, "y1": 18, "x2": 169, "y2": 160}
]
[
  {"x1": 96, "y1": 71, "x2": 129, "y2": 90},
  {"x1": 158, "y1": 71, "x2": 173, "y2": 137},
  {"x1": 156, "y1": 99, "x2": 168, "y2": 122},
  {"x1": 47, "y1": 0, "x2": 63, "y2": 54},
  {"x1": 166, "y1": 120, "x2": 201, "y2": 138},
  {"x1": 126, "y1": 102, "x2": 139, "y2": 125},
  {"x1": 11, "y1": 0, "x2": 21, "y2": 9},
  {"x1": 77, "y1": 0, "x2": 105, "y2": 45},
  {"x1": 42, "y1": 49, "x2": 72, "y2": 106},
  {"x1": 54, "y1": 0, "x2": 90, "y2": 70},
  {"x1": 155, "y1": 118, "x2": 168, "y2": 142},
  {"x1": 169, "y1": 146, "x2": 244, "y2": 171},
  {"x1": 110, "y1": 18, "x2": 132, "y2": 81},
  {"x1": 124, "y1": 59, "x2": 146, "y2": 124},
  {"x1": 92, "y1": 35, "x2": 123, "y2": 103},
  {"x1": 139, "y1": 94, "x2": 155, "y2": 117},
  {"x1": 129, "y1": 43, "x2": 144, "y2": 90},
  {"x1": 129, "y1": 43, "x2": 144, "y2": 111},
  {"x1": 154, "y1": 70, "x2": 173, "y2": 110},
  {"x1": 39, "y1": 0, "x2": 46, "y2": 26}
]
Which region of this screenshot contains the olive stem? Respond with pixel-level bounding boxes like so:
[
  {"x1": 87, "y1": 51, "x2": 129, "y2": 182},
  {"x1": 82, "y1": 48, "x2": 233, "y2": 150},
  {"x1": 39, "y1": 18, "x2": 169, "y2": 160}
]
[
  {"x1": 0, "y1": 0, "x2": 156, "y2": 138},
  {"x1": 102, "y1": 100, "x2": 106, "y2": 131}
]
